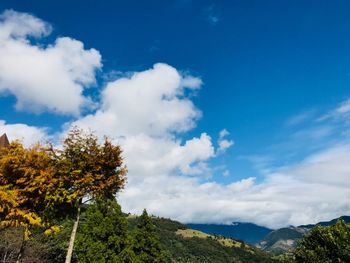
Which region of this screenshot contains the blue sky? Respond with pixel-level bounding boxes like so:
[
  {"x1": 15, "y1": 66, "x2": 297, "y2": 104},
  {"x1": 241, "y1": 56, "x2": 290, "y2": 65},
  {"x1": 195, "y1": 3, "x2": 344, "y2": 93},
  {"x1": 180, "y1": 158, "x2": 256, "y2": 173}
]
[{"x1": 1, "y1": 0, "x2": 350, "y2": 228}]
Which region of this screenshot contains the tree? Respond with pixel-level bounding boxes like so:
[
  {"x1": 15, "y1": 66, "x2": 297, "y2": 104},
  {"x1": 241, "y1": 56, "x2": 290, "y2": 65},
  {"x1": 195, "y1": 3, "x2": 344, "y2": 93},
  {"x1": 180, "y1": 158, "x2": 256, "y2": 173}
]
[
  {"x1": 0, "y1": 128, "x2": 127, "y2": 263},
  {"x1": 53, "y1": 128, "x2": 127, "y2": 263},
  {"x1": 293, "y1": 219, "x2": 350, "y2": 263},
  {"x1": 131, "y1": 209, "x2": 169, "y2": 263},
  {"x1": 75, "y1": 199, "x2": 133, "y2": 263},
  {"x1": 0, "y1": 142, "x2": 55, "y2": 262}
]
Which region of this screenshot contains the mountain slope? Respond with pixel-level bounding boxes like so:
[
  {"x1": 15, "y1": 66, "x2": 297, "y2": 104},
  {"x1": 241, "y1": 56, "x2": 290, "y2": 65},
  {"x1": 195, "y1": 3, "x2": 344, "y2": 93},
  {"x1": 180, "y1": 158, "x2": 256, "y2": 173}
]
[
  {"x1": 258, "y1": 216, "x2": 350, "y2": 254},
  {"x1": 257, "y1": 227, "x2": 306, "y2": 254},
  {"x1": 128, "y1": 217, "x2": 275, "y2": 263},
  {"x1": 186, "y1": 222, "x2": 272, "y2": 244},
  {"x1": 298, "y1": 215, "x2": 350, "y2": 228}
]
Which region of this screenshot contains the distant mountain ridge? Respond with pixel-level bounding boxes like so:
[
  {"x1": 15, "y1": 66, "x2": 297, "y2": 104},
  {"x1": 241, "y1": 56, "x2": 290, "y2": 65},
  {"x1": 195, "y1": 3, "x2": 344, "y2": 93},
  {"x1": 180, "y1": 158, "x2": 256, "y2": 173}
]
[
  {"x1": 186, "y1": 215, "x2": 350, "y2": 253},
  {"x1": 186, "y1": 222, "x2": 272, "y2": 245},
  {"x1": 258, "y1": 215, "x2": 350, "y2": 254},
  {"x1": 298, "y1": 215, "x2": 350, "y2": 228}
]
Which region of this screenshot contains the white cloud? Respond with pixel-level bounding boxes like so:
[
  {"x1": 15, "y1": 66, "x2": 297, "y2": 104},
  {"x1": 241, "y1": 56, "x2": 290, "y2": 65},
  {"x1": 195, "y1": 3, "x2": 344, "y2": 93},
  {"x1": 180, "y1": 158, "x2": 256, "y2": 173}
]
[
  {"x1": 335, "y1": 98, "x2": 350, "y2": 114},
  {"x1": 69, "y1": 63, "x2": 214, "y2": 179},
  {"x1": 217, "y1": 128, "x2": 234, "y2": 153},
  {"x1": 286, "y1": 110, "x2": 315, "y2": 126},
  {"x1": 0, "y1": 10, "x2": 102, "y2": 115},
  {"x1": 219, "y1": 128, "x2": 229, "y2": 138},
  {"x1": 0, "y1": 9, "x2": 52, "y2": 39},
  {"x1": 180, "y1": 75, "x2": 203, "y2": 89},
  {"x1": 67, "y1": 63, "x2": 350, "y2": 229},
  {"x1": 318, "y1": 98, "x2": 350, "y2": 122},
  {"x1": 218, "y1": 139, "x2": 234, "y2": 152},
  {"x1": 119, "y1": 143, "x2": 350, "y2": 228},
  {"x1": 0, "y1": 120, "x2": 48, "y2": 147},
  {"x1": 72, "y1": 63, "x2": 202, "y2": 136},
  {"x1": 2, "y1": 10, "x2": 348, "y2": 229}
]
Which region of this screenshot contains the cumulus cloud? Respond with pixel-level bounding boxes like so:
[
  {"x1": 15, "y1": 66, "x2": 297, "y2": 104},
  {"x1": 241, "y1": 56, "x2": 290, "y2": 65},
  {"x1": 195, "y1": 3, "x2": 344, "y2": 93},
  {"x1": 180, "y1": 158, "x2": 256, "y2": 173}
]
[
  {"x1": 67, "y1": 63, "x2": 350, "y2": 229},
  {"x1": 66, "y1": 63, "x2": 218, "y2": 209},
  {"x1": 0, "y1": 120, "x2": 48, "y2": 147},
  {"x1": 0, "y1": 10, "x2": 102, "y2": 115},
  {"x1": 73, "y1": 63, "x2": 201, "y2": 136},
  {"x1": 119, "y1": 143, "x2": 350, "y2": 228}
]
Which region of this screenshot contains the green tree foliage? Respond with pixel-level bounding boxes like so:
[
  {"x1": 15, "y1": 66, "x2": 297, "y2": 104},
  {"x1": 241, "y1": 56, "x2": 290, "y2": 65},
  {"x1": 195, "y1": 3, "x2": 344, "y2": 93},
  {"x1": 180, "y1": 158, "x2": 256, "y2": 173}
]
[
  {"x1": 131, "y1": 210, "x2": 169, "y2": 263},
  {"x1": 128, "y1": 216, "x2": 275, "y2": 263},
  {"x1": 293, "y1": 220, "x2": 350, "y2": 263},
  {"x1": 75, "y1": 199, "x2": 133, "y2": 263}
]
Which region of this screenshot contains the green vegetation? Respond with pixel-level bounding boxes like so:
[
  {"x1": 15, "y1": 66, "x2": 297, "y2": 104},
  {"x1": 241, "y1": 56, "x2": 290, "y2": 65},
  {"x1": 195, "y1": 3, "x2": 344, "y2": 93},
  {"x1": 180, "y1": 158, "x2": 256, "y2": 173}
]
[
  {"x1": 293, "y1": 219, "x2": 350, "y2": 263},
  {"x1": 274, "y1": 219, "x2": 350, "y2": 263},
  {"x1": 75, "y1": 200, "x2": 131, "y2": 263},
  {"x1": 129, "y1": 216, "x2": 275, "y2": 263},
  {"x1": 131, "y1": 210, "x2": 169, "y2": 262},
  {"x1": 0, "y1": 206, "x2": 276, "y2": 262}
]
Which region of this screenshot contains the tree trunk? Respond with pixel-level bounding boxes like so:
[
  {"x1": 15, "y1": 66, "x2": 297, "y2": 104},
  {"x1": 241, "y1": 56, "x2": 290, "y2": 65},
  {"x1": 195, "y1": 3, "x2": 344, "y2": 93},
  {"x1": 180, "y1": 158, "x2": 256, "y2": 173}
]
[
  {"x1": 65, "y1": 203, "x2": 81, "y2": 263},
  {"x1": 15, "y1": 228, "x2": 26, "y2": 263}
]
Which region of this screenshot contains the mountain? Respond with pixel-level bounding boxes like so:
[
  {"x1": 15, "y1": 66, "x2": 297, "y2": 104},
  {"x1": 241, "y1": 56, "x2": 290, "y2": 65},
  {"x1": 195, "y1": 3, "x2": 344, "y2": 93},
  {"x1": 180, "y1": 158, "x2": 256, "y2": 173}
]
[
  {"x1": 298, "y1": 215, "x2": 350, "y2": 228},
  {"x1": 257, "y1": 216, "x2": 350, "y2": 254},
  {"x1": 257, "y1": 227, "x2": 307, "y2": 254},
  {"x1": 128, "y1": 217, "x2": 275, "y2": 263},
  {"x1": 186, "y1": 222, "x2": 272, "y2": 244}
]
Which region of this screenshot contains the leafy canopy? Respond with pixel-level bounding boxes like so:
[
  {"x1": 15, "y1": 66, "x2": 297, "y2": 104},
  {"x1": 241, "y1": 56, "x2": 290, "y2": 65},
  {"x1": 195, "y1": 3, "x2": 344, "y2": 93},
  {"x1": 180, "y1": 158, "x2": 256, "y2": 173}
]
[
  {"x1": 293, "y1": 220, "x2": 350, "y2": 263},
  {"x1": 0, "y1": 128, "x2": 127, "y2": 239},
  {"x1": 76, "y1": 199, "x2": 134, "y2": 263}
]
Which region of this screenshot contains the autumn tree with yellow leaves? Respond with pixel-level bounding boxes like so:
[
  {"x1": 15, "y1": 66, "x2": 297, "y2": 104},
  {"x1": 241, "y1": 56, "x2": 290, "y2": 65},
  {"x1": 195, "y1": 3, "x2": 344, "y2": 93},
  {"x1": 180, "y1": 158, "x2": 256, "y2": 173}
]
[
  {"x1": 0, "y1": 128, "x2": 127, "y2": 263},
  {"x1": 0, "y1": 142, "x2": 55, "y2": 262}
]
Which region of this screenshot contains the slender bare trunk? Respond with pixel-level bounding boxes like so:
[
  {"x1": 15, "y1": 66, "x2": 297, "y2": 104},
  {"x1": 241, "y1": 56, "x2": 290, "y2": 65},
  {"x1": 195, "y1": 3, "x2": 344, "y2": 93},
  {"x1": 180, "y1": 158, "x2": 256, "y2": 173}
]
[
  {"x1": 15, "y1": 228, "x2": 26, "y2": 263},
  {"x1": 65, "y1": 204, "x2": 81, "y2": 263}
]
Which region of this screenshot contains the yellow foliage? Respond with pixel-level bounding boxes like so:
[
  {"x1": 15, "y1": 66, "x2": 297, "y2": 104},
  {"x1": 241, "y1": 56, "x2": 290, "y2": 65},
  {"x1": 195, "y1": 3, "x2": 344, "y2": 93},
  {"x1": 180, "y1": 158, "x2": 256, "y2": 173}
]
[
  {"x1": 0, "y1": 128, "x2": 127, "y2": 240},
  {"x1": 44, "y1": 225, "x2": 61, "y2": 235}
]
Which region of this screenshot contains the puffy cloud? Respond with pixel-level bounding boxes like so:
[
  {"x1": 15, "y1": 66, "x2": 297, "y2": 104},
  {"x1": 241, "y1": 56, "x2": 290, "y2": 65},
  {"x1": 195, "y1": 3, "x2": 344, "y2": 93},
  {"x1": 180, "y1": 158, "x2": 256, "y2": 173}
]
[
  {"x1": 119, "y1": 143, "x2": 350, "y2": 228},
  {"x1": 0, "y1": 9, "x2": 51, "y2": 39},
  {"x1": 74, "y1": 63, "x2": 201, "y2": 136},
  {"x1": 120, "y1": 133, "x2": 214, "y2": 179},
  {"x1": 0, "y1": 10, "x2": 102, "y2": 115},
  {"x1": 0, "y1": 120, "x2": 48, "y2": 147},
  {"x1": 218, "y1": 139, "x2": 234, "y2": 152},
  {"x1": 69, "y1": 63, "x2": 214, "y2": 177},
  {"x1": 68, "y1": 63, "x2": 350, "y2": 228},
  {"x1": 217, "y1": 128, "x2": 234, "y2": 153}
]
